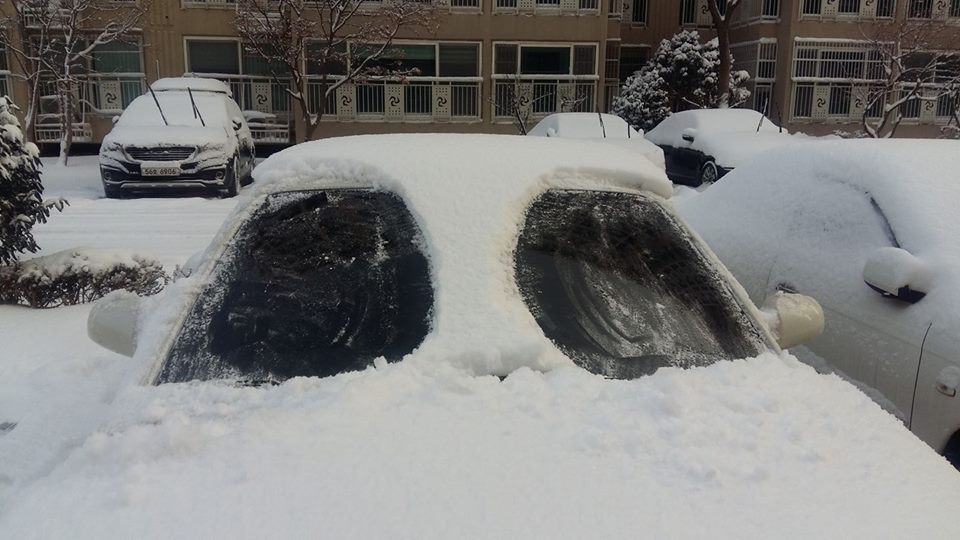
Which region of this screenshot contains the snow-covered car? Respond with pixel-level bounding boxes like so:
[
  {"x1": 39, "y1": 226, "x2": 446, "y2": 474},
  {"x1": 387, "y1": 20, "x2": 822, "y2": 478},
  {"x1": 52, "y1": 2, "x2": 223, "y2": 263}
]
[
  {"x1": 527, "y1": 113, "x2": 665, "y2": 170},
  {"x1": 679, "y1": 139, "x2": 960, "y2": 466},
  {"x1": 10, "y1": 135, "x2": 957, "y2": 538},
  {"x1": 645, "y1": 109, "x2": 800, "y2": 186},
  {"x1": 98, "y1": 77, "x2": 255, "y2": 199}
]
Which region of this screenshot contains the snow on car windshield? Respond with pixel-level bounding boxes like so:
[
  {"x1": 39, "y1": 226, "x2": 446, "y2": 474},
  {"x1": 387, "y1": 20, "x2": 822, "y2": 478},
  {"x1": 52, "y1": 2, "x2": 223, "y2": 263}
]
[
  {"x1": 117, "y1": 92, "x2": 231, "y2": 128},
  {"x1": 516, "y1": 190, "x2": 765, "y2": 378},
  {"x1": 158, "y1": 189, "x2": 434, "y2": 384}
]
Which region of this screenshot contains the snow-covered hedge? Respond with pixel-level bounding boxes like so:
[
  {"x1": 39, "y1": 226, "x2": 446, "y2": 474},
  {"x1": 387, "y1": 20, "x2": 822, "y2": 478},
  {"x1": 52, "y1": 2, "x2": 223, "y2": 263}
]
[{"x1": 0, "y1": 248, "x2": 168, "y2": 308}]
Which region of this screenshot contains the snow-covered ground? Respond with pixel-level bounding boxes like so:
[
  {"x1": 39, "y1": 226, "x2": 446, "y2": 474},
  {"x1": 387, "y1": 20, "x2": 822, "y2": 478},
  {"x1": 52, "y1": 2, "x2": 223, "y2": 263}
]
[{"x1": 2, "y1": 150, "x2": 960, "y2": 539}]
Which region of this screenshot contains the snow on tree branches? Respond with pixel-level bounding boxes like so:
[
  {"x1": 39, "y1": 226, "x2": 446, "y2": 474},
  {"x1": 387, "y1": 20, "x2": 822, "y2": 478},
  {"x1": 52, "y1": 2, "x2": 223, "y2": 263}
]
[
  {"x1": 0, "y1": 97, "x2": 66, "y2": 265},
  {"x1": 613, "y1": 31, "x2": 749, "y2": 132}
]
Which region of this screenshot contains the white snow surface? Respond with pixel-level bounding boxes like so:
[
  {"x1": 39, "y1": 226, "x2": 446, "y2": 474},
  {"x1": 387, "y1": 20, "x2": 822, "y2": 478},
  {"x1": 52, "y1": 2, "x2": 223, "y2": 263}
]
[
  {"x1": 11, "y1": 247, "x2": 157, "y2": 281},
  {"x1": 3, "y1": 149, "x2": 960, "y2": 538},
  {"x1": 528, "y1": 113, "x2": 666, "y2": 169},
  {"x1": 645, "y1": 109, "x2": 806, "y2": 168}
]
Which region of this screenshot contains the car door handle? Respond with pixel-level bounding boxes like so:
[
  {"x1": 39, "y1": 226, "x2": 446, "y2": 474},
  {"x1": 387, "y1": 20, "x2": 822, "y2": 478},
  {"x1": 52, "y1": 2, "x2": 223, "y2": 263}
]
[{"x1": 936, "y1": 367, "x2": 960, "y2": 397}]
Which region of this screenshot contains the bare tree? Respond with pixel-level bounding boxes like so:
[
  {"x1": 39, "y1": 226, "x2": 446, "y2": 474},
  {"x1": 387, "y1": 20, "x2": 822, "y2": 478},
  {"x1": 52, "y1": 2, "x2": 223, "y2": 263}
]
[
  {"x1": 706, "y1": 0, "x2": 742, "y2": 108},
  {"x1": 0, "y1": 0, "x2": 148, "y2": 164},
  {"x1": 852, "y1": 20, "x2": 960, "y2": 138},
  {"x1": 235, "y1": 0, "x2": 437, "y2": 142}
]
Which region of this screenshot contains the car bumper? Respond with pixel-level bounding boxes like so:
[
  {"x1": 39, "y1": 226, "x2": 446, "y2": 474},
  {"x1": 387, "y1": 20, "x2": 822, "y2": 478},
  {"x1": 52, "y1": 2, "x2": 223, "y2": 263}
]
[{"x1": 100, "y1": 163, "x2": 229, "y2": 191}]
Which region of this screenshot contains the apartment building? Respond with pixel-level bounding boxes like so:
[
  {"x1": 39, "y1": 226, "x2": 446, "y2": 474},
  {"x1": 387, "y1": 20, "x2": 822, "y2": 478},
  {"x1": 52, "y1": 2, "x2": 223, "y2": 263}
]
[{"x1": 1, "y1": 0, "x2": 957, "y2": 146}]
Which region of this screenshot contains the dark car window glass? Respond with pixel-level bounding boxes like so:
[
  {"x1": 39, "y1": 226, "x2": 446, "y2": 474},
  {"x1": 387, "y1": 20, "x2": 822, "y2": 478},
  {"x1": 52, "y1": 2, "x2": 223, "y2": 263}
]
[
  {"x1": 515, "y1": 190, "x2": 765, "y2": 379},
  {"x1": 159, "y1": 190, "x2": 434, "y2": 384}
]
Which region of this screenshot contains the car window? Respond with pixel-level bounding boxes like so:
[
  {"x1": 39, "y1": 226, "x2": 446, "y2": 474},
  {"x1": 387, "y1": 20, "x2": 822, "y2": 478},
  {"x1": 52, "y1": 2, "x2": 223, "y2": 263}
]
[
  {"x1": 515, "y1": 190, "x2": 766, "y2": 379},
  {"x1": 159, "y1": 189, "x2": 434, "y2": 384}
]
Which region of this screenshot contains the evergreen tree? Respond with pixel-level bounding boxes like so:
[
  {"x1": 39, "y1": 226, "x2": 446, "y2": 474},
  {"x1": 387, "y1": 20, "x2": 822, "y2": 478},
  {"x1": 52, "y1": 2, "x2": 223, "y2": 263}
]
[
  {"x1": 0, "y1": 97, "x2": 63, "y2": 265},
  {"x1": 613, "y1": 30, "x2": 750, "y2": 132}
]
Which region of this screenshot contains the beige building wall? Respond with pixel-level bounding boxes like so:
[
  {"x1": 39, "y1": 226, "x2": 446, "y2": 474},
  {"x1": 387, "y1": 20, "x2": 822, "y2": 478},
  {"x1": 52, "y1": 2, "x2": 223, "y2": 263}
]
[{"x1": 1, "y1": 0, "x2": 956, "y2": 146}]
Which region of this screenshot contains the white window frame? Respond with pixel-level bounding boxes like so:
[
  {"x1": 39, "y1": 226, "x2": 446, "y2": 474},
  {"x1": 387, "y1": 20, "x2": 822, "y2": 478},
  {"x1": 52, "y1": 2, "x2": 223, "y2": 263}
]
[{"x1": 492, "y1": 42, "x2": 599, "y2": 80}]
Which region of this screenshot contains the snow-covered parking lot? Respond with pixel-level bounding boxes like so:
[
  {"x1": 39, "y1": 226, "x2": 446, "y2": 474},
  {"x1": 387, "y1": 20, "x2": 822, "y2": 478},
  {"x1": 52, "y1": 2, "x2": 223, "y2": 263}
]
[{"x1": 3, "y1": 146, "x2": 960, "y2": 540}]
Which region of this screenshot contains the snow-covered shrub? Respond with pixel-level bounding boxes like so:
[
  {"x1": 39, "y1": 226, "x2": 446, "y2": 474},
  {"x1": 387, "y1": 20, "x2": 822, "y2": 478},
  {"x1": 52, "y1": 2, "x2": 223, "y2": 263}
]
[
  {"x1": 0, "y1": 97, "x2": 66, "y2": 265},
  {"x1": 0, "y1": 248, "x2": 169, "y2": 308},
  {"x1": 612, "y1": 31, "x2": 750, "y2": 131}
]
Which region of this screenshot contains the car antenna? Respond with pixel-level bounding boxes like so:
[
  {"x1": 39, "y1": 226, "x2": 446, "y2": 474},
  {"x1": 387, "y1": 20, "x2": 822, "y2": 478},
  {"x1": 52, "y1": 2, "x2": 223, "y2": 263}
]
[
  {"x1": 757, "y1": 99, "x2": 768, "y2": 132},
  {"x1": 188, "y1": 87, "x2": 206, "y2": 127},
  {"x1": 597, "y1": 109, "x2": 606, "y2": 138},
  {"x1": 147, "y1": 85, "x2": 169, "y2": 126},
  {"x1": 908, "y1": 322, "x2": 934, "y2": 432}
]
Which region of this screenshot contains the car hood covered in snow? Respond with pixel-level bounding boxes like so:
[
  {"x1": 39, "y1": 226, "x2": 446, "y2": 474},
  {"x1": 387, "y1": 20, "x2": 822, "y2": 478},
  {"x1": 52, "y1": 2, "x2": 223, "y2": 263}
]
[
  {"x1": 102, "y1": 125, "x2": 233, "y2": 151},
  {"x1": 2, "y1": 135, "x2": 960, "y2": 539}
]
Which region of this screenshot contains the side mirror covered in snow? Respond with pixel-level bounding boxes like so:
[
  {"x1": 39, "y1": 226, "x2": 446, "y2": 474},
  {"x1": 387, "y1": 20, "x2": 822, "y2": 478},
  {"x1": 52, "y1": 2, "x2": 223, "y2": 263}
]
[
  {"x1": 111, "y1": 115, "x2": 120, "y2": 125},
  {"x1": 87, "y1": 291, "x2": 141, "y2": 357},
  {"x1": 863, "y1": 247, "x2": 929, "y2": 304},
  {"x1": 761, "y1": 292, "x2": 825, "y2": 350},
  {"x1": 231, "y1": 117, "x2": 243, "y2": 131},
  {"x1": 681, "y1": 128, "x2": 697, "y2": 143}
]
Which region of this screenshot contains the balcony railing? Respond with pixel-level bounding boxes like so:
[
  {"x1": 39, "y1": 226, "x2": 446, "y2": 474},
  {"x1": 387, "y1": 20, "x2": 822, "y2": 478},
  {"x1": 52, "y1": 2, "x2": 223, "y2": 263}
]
[
  {"x1": 494, "y1": 0, "x2": 600, "y2": 13},
  {"x1": 34, "y1": 122, "x2": 93, "y2": 143},
  {"x1": 492, "y1": 78, "x2": 597, "y2": 120},
  {"x1": 308, "y1": 78, "x2": 482, "y2": 122}
]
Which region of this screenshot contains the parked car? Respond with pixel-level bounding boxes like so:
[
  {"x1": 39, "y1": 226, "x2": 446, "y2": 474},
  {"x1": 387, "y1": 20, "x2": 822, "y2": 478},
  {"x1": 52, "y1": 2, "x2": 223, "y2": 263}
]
[
  {"x1": 679, "y1": 139, "x2": 960, "y2": 466},
  {"x1": 42, "y1": 134, "x2": 957, "y2": 538},
  {"x1": 645, "y1": 109, "x2": 800, "y2": 186},
  {"x1": 528, "y1": 112, "x2": 665, "y2": 170},
  {"x1": 98, "y1": 77, "x2": 256, "y2": 198}
]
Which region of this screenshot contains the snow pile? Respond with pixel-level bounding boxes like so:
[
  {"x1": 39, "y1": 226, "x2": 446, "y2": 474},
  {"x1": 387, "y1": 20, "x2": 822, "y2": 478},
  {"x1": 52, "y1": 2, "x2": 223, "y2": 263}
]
[
  {"x1": 2, "y1": 355, "x2": 960, "y2": 539},
  {"x1": 645, "y1": 109, "x2": 807, "y2": 168},
  {"x1": 10, "y1": 248, "x2": 155, "y2": 282}
]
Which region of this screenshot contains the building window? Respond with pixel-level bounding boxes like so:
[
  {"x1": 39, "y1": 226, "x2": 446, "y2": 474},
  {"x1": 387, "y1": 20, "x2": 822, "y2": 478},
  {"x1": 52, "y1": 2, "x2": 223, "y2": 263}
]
[
  {"x1": 754, "y1": 83, "x2": 773, "y2": 113},
  {"x1": 187, "y1": 40, "x2": 241, "y2": 74},
  {"x1": 793, "y1": 84, "x2": 814, "y2": 117},
  {"x1": 0, "y1": 43, "x2": 8, "y2": 99},
  {"x1": 619, "y1": 45, "x2": 648, "y2": 82},
  {"x1": 899, "y1": 89, "x2": 921, "y2": 118},
  {"x1": 762, "y1": 0, "x2": 780, "y2": 16},
  {"x1": 493, "y1": 43, "x2": 599, "y2": 119},
  {"x1": 680, "y1": 0, "x2": 697, "y2": 24},
  {"x1": 631, "y1": 0, "x2": 647, "y2": 23},
  {"x1": 877, "y1": 0, "x2": 895, "y2": 16},
  {"x1": 828, "y1": 84, "x2": 851, "y2": 115},
  {"x1": 801, "y1": 0, "x2": 821, "y2": 15},
  {"x1": 908, "y1": 0, "x2": 932, "y2": 17},
  {"x1": 937, "y1": 93, "x2": 957, "y2": 118},
  {"x1": 605, "y1": 41, "x2": 620, "y2": 81},
  {"x1": 837, "y1": 0, "x2": 859, "y2": 14}
]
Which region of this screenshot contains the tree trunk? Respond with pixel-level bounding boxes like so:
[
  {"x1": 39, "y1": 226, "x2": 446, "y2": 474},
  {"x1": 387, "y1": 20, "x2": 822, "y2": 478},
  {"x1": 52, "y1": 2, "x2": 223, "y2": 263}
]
[
  {"x1": 716, "y1": 19, "x2": 732, "y2": 108},
  {"x1": 57, "y1": 81, "x2": 73, "y2": 166}
]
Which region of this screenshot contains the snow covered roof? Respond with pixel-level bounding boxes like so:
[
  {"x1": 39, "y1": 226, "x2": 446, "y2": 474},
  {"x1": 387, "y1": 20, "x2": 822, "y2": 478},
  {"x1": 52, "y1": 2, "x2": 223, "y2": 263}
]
[
  {"x1": 150, "y1": 77, "x2": 233, "y2": 96},
  {"x1": 528, "y1": 112, "x2": 643, "y2": 139}
]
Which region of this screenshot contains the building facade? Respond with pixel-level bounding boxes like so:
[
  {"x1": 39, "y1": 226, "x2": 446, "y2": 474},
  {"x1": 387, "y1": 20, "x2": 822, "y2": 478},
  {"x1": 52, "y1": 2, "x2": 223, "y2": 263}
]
[{"x1": 1, "y1": 0, "x2": 958, "y2": 146}]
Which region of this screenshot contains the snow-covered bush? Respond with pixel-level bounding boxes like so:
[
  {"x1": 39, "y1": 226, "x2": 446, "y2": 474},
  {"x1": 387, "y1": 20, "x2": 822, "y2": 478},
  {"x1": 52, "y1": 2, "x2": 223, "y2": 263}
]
[
  {"x1": 0, "y1": 248, "x2": 169, "y2": 308},
  {"x1": 0, "y1": 96, "x2": 65, "y2": 265},
  {"x1": 613, "y1": 31, "x2": 750, "y2": 132}
]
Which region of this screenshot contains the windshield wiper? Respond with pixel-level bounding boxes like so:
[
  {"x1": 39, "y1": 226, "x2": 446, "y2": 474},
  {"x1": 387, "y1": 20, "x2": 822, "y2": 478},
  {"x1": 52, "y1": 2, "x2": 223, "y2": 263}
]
[
  {"x1": 188, "y1": 87, "x2": 206, "y2": 127},
  {"x1": 148, "y1": 86, "x2": 169, "y2": 126}
]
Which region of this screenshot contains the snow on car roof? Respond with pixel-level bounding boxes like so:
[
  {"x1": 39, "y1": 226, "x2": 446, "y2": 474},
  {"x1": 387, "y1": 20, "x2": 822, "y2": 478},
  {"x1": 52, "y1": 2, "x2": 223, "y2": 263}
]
[
  {"x1": 150, "y1": 77, "x2": 233, "y2": 96},
  {"x1": 528, "y1": 112, "x2": 642, "y2": 139},
  {"x1": 645, "y1": 109, "x2": 806, "y2": 168}
]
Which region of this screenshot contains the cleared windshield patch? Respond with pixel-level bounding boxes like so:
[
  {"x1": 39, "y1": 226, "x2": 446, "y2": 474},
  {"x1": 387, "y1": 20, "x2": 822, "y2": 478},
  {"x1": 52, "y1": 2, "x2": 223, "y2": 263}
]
[
  {"x1": 515, "y1": 190, "x2": 765, "y2": 379},
  {"x1": 159, "y1": 190, "x2": 433, "y2": 384}
]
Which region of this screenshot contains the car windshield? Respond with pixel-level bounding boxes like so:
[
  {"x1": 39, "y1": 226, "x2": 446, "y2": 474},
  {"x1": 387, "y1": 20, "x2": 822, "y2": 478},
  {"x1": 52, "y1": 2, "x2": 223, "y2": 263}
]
[
  {"x1": 118, "y1": 92, "x2": 230, "y2": 128},
  {"x1": 515, "y1": 190, "x2": 766, "y2": 379},
  {"x1": 159, "y1": 190, "x2": 434, "y2": 384}
]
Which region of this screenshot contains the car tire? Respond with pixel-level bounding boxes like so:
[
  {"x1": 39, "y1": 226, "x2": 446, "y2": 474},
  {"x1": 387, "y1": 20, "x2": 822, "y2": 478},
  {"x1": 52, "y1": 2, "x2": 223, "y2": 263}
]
[
  {"x1": 698, "y1": 160, "x2": 719, "y2": 186},
  {"x1": 221, "y1": 156, "x2": 241, "y2": 198}
]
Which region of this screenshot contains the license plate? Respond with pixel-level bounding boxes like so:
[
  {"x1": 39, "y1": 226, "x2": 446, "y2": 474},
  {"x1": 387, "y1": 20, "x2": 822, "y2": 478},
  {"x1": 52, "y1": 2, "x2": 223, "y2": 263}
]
[{"x1": 142, "y1": 167, "x2": 181, "y2": 176}]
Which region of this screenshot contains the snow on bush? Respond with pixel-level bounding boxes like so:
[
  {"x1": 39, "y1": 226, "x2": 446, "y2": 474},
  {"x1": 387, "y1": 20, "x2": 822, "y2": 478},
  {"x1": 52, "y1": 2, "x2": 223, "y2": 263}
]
[
  {"x1": 0, "y1": 97, "x2": 66, "y2": 265},
  {"x1": 0, "y1": 248, "x2": 169, "y2": 308},
  {"x1": 613, "y1": 31, "x2": 750, "y2": 132}
]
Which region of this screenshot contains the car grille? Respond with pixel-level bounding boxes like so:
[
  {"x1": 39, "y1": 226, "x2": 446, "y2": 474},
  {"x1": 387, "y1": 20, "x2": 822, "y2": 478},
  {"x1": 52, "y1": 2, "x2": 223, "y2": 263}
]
[{"x1": 126, "y1": 146, "x2": 196, "y2": 162}]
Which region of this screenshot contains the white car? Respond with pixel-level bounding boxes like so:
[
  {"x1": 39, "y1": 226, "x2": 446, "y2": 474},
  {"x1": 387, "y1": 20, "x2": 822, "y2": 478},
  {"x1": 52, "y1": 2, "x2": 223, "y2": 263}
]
[
  {"x1": 645, "y1": 109, "x2": 801, "y2": 186},
  {"x1": 528, "y1": 112, "x2": 665, "y2": 170},
  {"x1": 7, "y1": 136, "x2": 959, "y2": 538},
  {"x1": 98, "y1": 77, "x2": 256, "y2": 198},
  {"x1": 680, "y1": 139, "x2": 960, "y2": 466}
]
